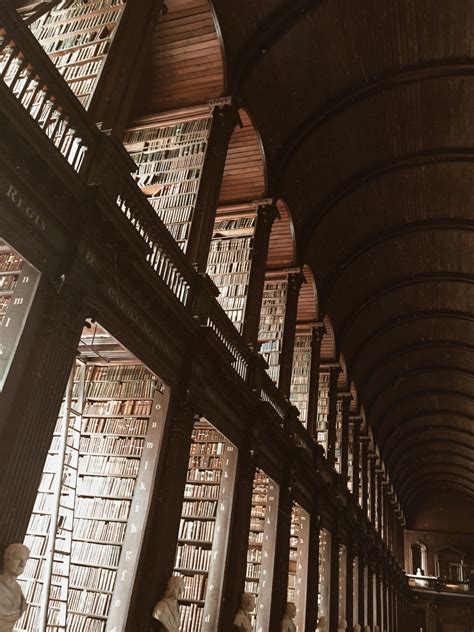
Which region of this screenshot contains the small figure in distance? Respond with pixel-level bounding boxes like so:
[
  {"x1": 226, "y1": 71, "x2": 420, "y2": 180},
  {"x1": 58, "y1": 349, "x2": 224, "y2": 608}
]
[
  {"x1": 316, "y1": 615, "x2": 328, "y2": 631},
  {"x1": 152, "y1": 576, "x2": 185, "y2": 632},
  {"x1": 337, "y1": 618, "x2": 347, "y2": 632},
  {"x1": 0, "y1": 543, "x2": 29, "y2": 632},
  {"x1": 281, "y1": 602, "x2": 296, "y2": 632},
  {"x1": 233, "y1": 592, "x2": 255, "y2": 632}
]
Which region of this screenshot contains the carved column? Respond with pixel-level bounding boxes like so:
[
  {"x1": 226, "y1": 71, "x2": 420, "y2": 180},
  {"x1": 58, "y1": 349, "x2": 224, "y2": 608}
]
[
  {"x1": 381, "y1": 564, "x2": 388, "y2": 632},
  {"x1": 340, "y1": 392, "x2": 352, "y2": 482},
  {"x1": 88, "y1": 0, "x2": 165, "y2": 134},
  {"x1": 376, "y1": 468, "x2": 383, "y2": 534},
  {"x1": 279, "y1": 270, "x2": 305, "y2": 397},
  {"x1": 326, "y1": 365, "x2": 340, "y2": 469},
  {"x1": 126, "y1": 388, "x2": 196, "y2": 628},
  {"x1": 269, "y1": 468, "x2": 293, "y2": 630},
  {"x1": 186, "y1": 99, "x2": 241, "y2": 271},
  {"x1": 0, "y1": 280, "x2": 85, "y2": 551},
  {"x1": 242, "y1": 201, "x2": 278, "y2": 346},
  {"x1": 306, "y1": 323, "x2": 325, "y2": 440}
]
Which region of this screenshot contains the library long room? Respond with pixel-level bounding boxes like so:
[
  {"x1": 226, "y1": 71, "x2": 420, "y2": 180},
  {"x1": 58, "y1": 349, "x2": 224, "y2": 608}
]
[{"x1": 1, "y1": 2, "x2": 473, "y2": 632}]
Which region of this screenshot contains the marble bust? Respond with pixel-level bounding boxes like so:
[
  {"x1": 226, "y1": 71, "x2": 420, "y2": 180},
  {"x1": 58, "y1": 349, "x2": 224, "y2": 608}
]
[
  {"x1": 281, "y1": 602, "x2": 296, "y2": 632},
  {"x1": 353, "y1": 625, "x2": 361, "y2": 632},
  {"x1": 316, "y1": 615, "x2": 328, "y2": 631},
  {"x1": 0, "y1": 543, "x2": 29, "y2": 632},
  {"x1": 233, "y1": 592, "x2": 255, "y2": 632},
  {"x1": 363, "y1": 626, "x2": 371, "y2": 632},
  {"x1": 152, "y1": 576, "x2": 185, "y2": 632},
  {"x1": 337, "y1": 618, "x2": 347, "y2": 631}
]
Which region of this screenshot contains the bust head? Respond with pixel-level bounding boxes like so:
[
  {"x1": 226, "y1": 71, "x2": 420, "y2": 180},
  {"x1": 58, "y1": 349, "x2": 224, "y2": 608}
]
[
  {"x1": 285, "y1": 602, "x2": 296, "y2": 619},
  {"x1": 240, "y1": 592, "x2": 256, "y2": 613},
  {"x1": 3, "y1": 544, "x2": 29, "y2": 578},
  {"x1": 164, "y1": 576, "x2": 185, "y2": 600},
  {"x1": 363, "y1": 626, "x2": 371, "y2": 632},
  {"x1": 337, "y1": 618, "x2": 347, "y2": 630},
  {"x1": 353, "y1": 625, "x2": 361, "y2": 632}
]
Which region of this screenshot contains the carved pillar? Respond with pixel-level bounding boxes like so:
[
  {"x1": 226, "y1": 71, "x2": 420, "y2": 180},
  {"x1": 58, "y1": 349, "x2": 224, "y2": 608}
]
[
  {"x1": 0, "y1": 281, "x2": 85, "y2": 550},
  {"x1": 269, "y1": 469, "x2": 293, "y2": 630},
  {"x1": 88, "y1": 0, "x2": 164, "y2": 134},
  {"x1": 186, "y1": 99, "x2": 241, "y2": 271},
  {"x1": 305, "y1": 507, "x2": 321, "y2": 630},
  {"x1": 307, "y1": 323, "x2": 325, "y2": 440},
  {"x1": 279, "y1": 270, "x2": 305, "y2": 397},
  {"x1": 242, "y1": 202, "x2": 278, "y2": 346},
  {"x1": 351, "y1": 417, "x2": 361, "y2": 503},
  {"x1": 381, "y1": 565, "x2": 388, "y2": 632},
  {"x1": 376, "y1": 469, "x2": 383, "y2": 534},
  {"x1": 340, "y1": 392, "x2": 352, "y2": 481},
  {"x1": 127, "y1": 389, "x2": 196, "y2": 628},
  {"x1": 219, "y1": 418, "x2": 258, "y2": 630},
  {"x1": 326, "y1": 365, "x2": 340, "y2": 469},
  {"x1": 329, "y1": 526, "x2": 340, "y2": 632}
]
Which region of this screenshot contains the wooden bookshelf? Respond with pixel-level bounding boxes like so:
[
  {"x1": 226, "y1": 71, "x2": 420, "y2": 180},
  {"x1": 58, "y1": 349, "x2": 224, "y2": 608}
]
[
  {"x1": 335, "y1": 399, "x2": 343, "y2": 474},
  {"x1": 289, "y1": 333, "x2": 312, "y2": 428},
  {"x1": 245, "y1": 470, "x2": 278, "y2": 630},
  {"x1": 15, "y1": 328, "x2": 167, "y2": 632},
  {"x1": 206, "y1": 209, "x2": 257, "y2": 333},
  {"x1": 123, "y1": 115, "x2": 212, "y2": 253},
  {"x1": 316, "y1": 370, "x2": 330, "y2": 454},
  {"x1": 174, "y1": 420, "x2": 237, "y2": 631},
  {"x1": 29, "y1": 0, "x2": 126, "y2": 108},
  {"x1": 318, "y1": 528, "x2": 331, "y2": 622},
  {"x1": 0, "y1": 240, "x2": 40, "y2": 390},
  {"x1": 338, "y1": 544, "x2": 347, "y2": 623},
  {"x1": 289, "y1": 504, "x2": 310, "y2": 631},
  {"x1": 258, "y1": 277, "x2": 288, "y2": 385}
]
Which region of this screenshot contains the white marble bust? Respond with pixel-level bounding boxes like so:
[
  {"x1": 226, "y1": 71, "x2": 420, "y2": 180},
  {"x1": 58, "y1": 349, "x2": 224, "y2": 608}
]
[
  {"x1": 0, "y1": 543, "x2": 29, "y2": 632},
  {"x1": 281, "y1": 602, "x2": 296, "y2": 632},
  {"x1": 363, "y1": 626, "x2": 371, "y2": 632},
  {"x1": 316, "y1": 615, "x2": 328, "y2": 632},
  {"x1": 353, "y1": 625, "x2": 361, "y2": 632},
  {"x1": 152, "y1": 576, "x2": 185, "y2": 632},
  {"x1": 337, "y1": 618, "x2": 347, "y2": 631},
  {"x1": 233, "y1": 592, "x2": 255, "y2": 632}
]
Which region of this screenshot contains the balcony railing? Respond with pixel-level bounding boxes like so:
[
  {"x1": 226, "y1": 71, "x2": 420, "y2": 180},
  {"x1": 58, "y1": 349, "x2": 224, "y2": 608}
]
[{"x1": 408, "y1": 574, "x2": 474, "y2": 595}]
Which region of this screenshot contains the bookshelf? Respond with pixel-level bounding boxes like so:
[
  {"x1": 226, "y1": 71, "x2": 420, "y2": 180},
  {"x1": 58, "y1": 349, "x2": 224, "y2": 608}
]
[
  {"x1": 338, "y1": 544, "x2": 347, "y2": 623},
  {"x1": 29, "y1": 0, "x2": 126, "y2": 108},
  {"x1": 174, "y1": 419, "x2": 237, "y2": 632},
  {"x1": 15, "y1": 325, "x2": 167, "y2": 632},
  {"x1": 123, "y1": 116, "x2": 212, "y2": 253},
  {"x1": 335, "y1": 399, "x2": 343, "y2": 474},
  {"x1": 347, "y1": 421, "x2": 354, "y2": 493},
  {"x1": 246, "y1": 470, "x2": 278, "y2": 631},
  {"x1": 289, "y1": 334, "x2": 312, "y2": 428},
  {"x1": 289, "y1": 504, "x2": 309, "y2": 631},
  {"x1": 206, "y1": 209, "x2": 257, "y2": 333},
  {"x1": 316, "y1": 370, "x2": 330, "y2": 454},
  {"x1": 318, "y1": 528, "x2": 331, "y2": 622},
  {"x1": 258, "y1": 277, "x2": 288, "y2": 384},
  {"x1": 0, "y1": 239, "x2": 40, "y2": 390}
]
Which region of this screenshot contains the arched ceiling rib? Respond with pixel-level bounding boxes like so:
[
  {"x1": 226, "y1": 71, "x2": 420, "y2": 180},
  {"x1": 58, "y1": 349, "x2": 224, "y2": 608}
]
[{"x1": 210, "y1": 0, "x2": 474, "y2": 508}]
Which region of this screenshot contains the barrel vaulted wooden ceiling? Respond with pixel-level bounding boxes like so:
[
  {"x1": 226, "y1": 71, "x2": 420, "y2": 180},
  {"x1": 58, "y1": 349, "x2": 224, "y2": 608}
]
[
  {"x1": 142, "y1": 0, "x2": 474, "y2": 515},
  {"x1": 25, "y1": 0, "x2": 474, "y2": 514}
]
